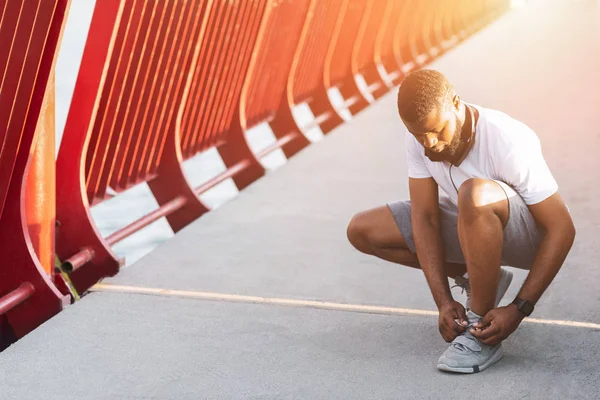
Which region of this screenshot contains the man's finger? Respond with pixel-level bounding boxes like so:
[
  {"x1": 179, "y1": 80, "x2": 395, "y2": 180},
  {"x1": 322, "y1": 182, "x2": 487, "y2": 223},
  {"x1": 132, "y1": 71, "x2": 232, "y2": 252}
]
[
  {"x1": 456, "y1": 305, "x2": 468, "y2": 326},
  {"x1": 481, "y1": 334, "x2": 504, "y2": 346},
  {"x1": 473, "y1": 311, "x2": 494, "y2": 329},
  {"x1": 481, "y1": 311, "x2": 495, "y2": 326},
  {"x1": 470, "y1": 324, "x2": 498, "y2": 340},
  {"x1": 447, "y1": 317, "x2": 466, "y2": 333},
  {"x1": 454, "y1": 318, "x2": 469, "y2": 327}
]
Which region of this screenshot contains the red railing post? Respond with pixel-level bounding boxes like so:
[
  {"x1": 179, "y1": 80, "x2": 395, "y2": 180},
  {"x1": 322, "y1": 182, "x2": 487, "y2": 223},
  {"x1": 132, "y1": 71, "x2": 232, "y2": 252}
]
[
  {"x1": 0, "y1": 0, "x2": 72, "y2": 341},
  {"x1": 25, "y1": 72, "x2": 56, "y2": 277},
  {"x1": 55, "y1": 0, "x2": 126, "y2": 291}
]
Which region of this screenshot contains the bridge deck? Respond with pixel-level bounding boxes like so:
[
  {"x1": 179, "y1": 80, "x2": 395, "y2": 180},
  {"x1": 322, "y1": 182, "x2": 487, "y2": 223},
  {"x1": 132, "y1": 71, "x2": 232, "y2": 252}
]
[{"x1": 2, "y1": 1, "x2": 599, "y2": 398}]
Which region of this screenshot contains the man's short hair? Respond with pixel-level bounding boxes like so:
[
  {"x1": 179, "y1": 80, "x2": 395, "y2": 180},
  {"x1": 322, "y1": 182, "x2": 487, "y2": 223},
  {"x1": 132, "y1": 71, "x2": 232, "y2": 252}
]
[{"x1": 397, "y1": 69, "x2": 453, "y2": 123}]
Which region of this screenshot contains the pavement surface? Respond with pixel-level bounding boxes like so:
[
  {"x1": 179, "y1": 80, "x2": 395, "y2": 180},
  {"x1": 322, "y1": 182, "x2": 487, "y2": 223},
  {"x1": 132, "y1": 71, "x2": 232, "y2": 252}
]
[{"x1": 2, "y1": 1, "x2": 600, "y2": 399}]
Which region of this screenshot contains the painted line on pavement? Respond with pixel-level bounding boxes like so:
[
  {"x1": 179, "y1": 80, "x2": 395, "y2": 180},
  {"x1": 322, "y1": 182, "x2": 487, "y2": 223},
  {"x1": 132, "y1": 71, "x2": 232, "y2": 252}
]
[{"x1": 91, "y1": 284, "x2": 600, "y2": 330}]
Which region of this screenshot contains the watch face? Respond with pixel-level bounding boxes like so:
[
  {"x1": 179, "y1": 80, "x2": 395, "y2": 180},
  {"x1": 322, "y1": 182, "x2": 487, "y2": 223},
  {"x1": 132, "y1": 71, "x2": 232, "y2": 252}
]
[
  {"x1": 515, "y1": 299, "x2": 534, "y2": 316},
  {"x1": 522, "y1": 301, "x2": 534, "y2": 316}
]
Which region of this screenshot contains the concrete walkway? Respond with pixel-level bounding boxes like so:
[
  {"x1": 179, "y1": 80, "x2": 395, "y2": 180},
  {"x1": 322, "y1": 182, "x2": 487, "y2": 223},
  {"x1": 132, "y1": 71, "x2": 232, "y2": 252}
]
[{"x1": 2, "y1": 1, "x2": 600, "y2": 398}]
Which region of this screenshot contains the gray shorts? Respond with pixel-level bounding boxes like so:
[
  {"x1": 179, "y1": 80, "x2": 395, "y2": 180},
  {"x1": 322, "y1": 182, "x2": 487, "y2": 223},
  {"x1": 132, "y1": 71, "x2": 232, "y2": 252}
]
[{"x1": 387, "y1": 181, "x2": 541, "y2": 270}]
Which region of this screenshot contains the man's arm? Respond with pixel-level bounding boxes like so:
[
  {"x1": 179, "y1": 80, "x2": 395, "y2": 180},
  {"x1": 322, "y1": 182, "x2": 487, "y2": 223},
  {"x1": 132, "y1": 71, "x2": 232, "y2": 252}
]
[
  {"x1": 490, "y1": 134, "x2": 574, "y2": 307},
  {"x1": 409, "y1": 177, "x2": 451, "y2": 307},
  {"x1": 410, "y1": 177, "x2": 468, "y2": 341},
  {"x1": 517, "y1": 192, "x2": 575, "y2": 304},
  {"x1": 472, "y1": 192, "x2": 575, "y2": 345}
]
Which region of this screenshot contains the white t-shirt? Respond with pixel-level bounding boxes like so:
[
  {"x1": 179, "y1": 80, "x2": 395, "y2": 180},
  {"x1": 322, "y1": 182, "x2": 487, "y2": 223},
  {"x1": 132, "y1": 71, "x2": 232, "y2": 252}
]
[{"x1": 406, "y1": 104, "x2": 558, "y2": 205}]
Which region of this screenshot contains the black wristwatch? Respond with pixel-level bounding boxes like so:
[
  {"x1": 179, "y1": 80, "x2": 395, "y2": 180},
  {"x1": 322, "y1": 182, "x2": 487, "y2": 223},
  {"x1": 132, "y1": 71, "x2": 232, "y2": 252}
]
[{"x1": 512, "y1": 297, "x2": 535, "y2": 316}]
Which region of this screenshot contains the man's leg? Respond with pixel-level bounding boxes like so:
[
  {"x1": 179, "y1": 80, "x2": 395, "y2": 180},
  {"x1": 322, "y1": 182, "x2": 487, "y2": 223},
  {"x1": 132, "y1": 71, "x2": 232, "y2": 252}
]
[
  {"x1": 346, "y1": 205, "x2": 466, "y2": 278},
  {"x1": 457, "y1": 178, "x2": 509, "y2": 317}
]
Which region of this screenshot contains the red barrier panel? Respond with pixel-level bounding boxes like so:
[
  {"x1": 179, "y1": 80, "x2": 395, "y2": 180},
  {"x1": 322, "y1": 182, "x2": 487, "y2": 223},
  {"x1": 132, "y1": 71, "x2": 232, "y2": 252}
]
[
  {"x1": 375, "y1": 0, "x2": 408, "y2": 86},
  {"x1": 155, "y1": 0, "x2": 276, "y2": 209},
  {"x1": 177, "y1": 0, "x2": 268, "y2": 188},
  {"x1": 352, "y1": 0, "x2": 394, "y2": 100},
  {"x1": 382, "y1": 0, "x2": 445, "y2": 92},
  {"x1": 287, "y1": 0, "x2": 348, "y2": 134},
  {"x1": 467, "y1": 0, "x2": 508, "y2": 33},
  {"x1": 431, "y1": 0, "x2": 459, "y2": 55},
  {"x1": 398, "y1": 0, "x2": 494, "y2": 74},
  {"x1": 323, "y1": 0, "x2": 432, "y2": 117},
  {"x1": 242, "y1": 0, "x2": 313, "y2": 160},
  {"x1": 484, "y1": 0, "x2": 512, "y2": 24},
  {"x1": 408, "y1": 0, "x2": 434, "y2": 69},
  {"x1": 394, "y1": 0, "x2": 418, "y2": 74},
  {"x1": 418, "y1": 0, "x2": 456, "y2": 63},
  {"x1": 325, "y1": 0, "x2": 372, "y2": 115},
  {"x1": 425, "y1": 0, "x2": 448, "y2": 58},
  {"x1": 0, "y1": 0, "x2": 70, "y2": 341}
]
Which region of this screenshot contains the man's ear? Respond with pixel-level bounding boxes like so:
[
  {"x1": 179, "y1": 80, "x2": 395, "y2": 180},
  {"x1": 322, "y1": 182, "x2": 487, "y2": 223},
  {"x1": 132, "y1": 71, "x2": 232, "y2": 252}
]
[{"x1": 452, "y1": 94, "x2": 461, "y2": 111}]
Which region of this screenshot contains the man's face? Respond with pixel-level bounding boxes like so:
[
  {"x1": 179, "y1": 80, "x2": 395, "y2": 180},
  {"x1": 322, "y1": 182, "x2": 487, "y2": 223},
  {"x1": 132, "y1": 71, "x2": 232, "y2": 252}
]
[{"x1": 403, "y1": 102, "x2": 463, "y2": 161}]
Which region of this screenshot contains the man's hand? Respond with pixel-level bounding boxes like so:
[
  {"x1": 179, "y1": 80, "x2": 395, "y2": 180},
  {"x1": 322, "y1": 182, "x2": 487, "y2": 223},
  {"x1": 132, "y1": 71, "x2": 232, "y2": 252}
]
[
  {"x1": 438, "y1": 300, "x2": 468, "y2": 342},
  {"x1": 470, "y1": 304, "x2": 525, "y2": 346}
]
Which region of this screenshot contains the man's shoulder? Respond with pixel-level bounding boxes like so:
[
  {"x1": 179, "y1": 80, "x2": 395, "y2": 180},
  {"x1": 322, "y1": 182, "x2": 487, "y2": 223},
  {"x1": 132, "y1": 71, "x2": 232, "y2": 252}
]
[{"x1": 477, "y1": 106, "x2": 539, "y2": 147}]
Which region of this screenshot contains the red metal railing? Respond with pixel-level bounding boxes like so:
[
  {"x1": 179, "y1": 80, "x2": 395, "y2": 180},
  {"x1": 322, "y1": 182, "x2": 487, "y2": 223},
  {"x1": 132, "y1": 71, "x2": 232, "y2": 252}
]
[
  {"x1": 0, "y1": 0, "x2": 510, "y2": 340},
  {"x1": 56, "y1": 1, "x2": 276, "y2": 292},
  {"x1": 56, "y1": 1, "x2": 232, "y2": 291},
  {"x1": 54, "y1": 0, "x2": 510, "y2": 295},
  {"x1": 0, "y1": 0, "x2": 71, "y2": 342}
]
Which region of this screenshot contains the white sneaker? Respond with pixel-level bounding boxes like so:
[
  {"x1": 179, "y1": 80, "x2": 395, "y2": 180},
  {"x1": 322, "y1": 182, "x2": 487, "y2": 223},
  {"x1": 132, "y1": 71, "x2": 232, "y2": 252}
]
[
  {"x1": 437, "y1": 310, "x2": 504, "y2": 373},
  {"x1": 453, "y1": 267, "x2": 513, "y2": 310}
]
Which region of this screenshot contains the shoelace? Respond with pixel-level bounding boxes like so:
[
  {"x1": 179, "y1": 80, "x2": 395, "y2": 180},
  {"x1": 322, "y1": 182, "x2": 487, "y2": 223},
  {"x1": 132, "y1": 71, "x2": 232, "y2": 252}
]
[
  {"x1": 454, "y1": 320, "x2": 478, "y2": 330},
  {"x1": 452, "y1": 276, "x2": 471, "y2": 297}
]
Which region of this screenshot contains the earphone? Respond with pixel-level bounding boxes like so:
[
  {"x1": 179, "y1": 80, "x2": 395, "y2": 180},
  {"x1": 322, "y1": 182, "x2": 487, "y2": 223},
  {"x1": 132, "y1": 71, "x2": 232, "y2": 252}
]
[
  {"x1": 449, "y1": 103, "x2": 477, "y2": 193},
  {"x1": 453, "y1": 103, "x2": 476, "y2": 166}
]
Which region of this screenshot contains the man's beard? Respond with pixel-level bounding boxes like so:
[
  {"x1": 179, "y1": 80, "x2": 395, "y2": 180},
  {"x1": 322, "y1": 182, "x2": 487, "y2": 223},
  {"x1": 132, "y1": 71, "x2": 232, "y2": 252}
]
[
  {"x1": 425, "y1": 115, "x2": 463, "y2": 162},
  {"x1": 445, "y1": 115, "x2": 463, "y2": 157}
]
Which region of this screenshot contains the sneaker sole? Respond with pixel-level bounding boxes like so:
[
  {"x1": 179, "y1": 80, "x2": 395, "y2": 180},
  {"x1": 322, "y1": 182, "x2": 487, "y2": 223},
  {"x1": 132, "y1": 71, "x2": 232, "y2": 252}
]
[{"x1": 436, "y1": 345, "x2": 504, "y2": 374}]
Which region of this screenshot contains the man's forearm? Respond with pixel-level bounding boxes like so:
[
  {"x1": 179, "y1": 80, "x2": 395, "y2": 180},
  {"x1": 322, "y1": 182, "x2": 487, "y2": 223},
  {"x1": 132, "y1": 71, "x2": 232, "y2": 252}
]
[
  {"x1": 413, "y1": 215, "x2": 452, "y2": 308},
  {"x1": 517, "y1": 226, "x2": 576, "y2": 305}
]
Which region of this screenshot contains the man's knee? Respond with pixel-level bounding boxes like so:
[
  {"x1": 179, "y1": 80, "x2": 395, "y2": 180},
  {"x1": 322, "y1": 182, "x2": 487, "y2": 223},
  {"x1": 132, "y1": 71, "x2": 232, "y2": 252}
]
[
  {"x1": 347, "y1": 206, "x2": 410, "y2": 254},
  {"x1": 347, "y1": 211, "x2": 373, "y2": 254},
  {"x1": 458, "y1": 178, "x2": 508, "y2": 226}
]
